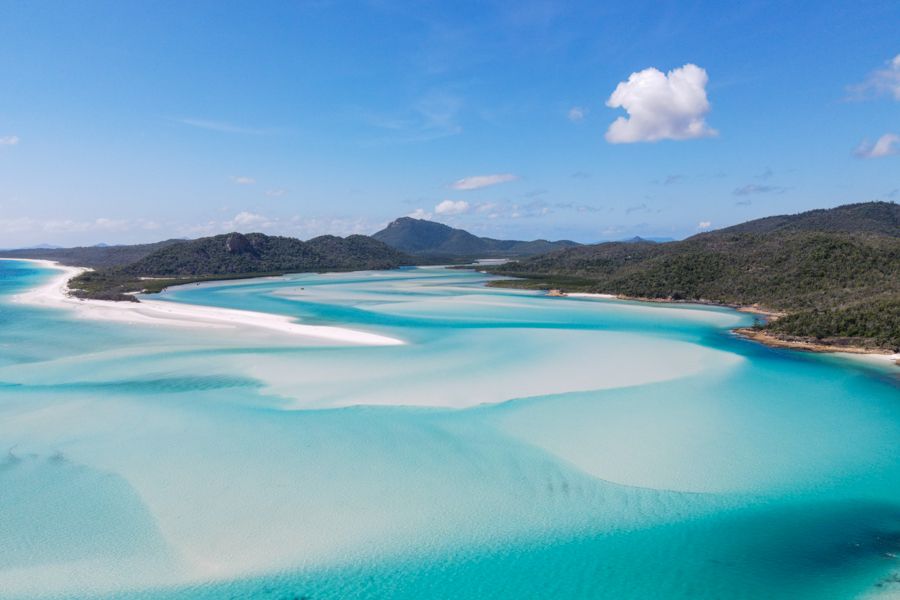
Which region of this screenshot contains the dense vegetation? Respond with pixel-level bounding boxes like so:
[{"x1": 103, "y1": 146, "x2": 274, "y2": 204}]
[
  {"x1": 489, "y1": 202, "x2": 900, "y2": 350},
  {"x1": 766, "y1": 298, "x2": 900, "y2": 350},
  {"x1": 66, "y1": 232, "x2": 413, "y2": 301},
  {"x1": 0, "y1": 239, "x2": 184, "y2": 268},
  {"x1": 372, "y1": 216, "x2": 580, "y2": 259}
]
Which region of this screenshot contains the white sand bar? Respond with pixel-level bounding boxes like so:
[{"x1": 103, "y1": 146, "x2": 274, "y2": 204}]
[
  {"x1": 3, "y1": 259, "x2": 404, "y2": 346},
  {"x1": 566, "y1": 292, "x2": 618, "y2": 299}
]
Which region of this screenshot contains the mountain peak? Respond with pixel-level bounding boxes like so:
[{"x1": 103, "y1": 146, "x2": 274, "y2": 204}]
[{"x1": 372, "y1": 216, "x2": 580, "y2": 258}]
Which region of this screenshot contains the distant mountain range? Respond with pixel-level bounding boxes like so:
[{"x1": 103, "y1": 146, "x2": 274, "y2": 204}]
[
  {"x1": 372, "y1": 216, "x2": 581, "y2": 258},
  {"x1": 489, "y1": 202, "x2": 900, "y2": 350}
]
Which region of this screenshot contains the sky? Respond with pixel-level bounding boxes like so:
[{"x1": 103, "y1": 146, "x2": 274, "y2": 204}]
[{"x1": 0, "y1": 0, "x2": 898, "y2": 247}]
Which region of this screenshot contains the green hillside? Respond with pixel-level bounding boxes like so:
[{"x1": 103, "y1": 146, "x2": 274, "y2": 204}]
[
  {"x1": 69, "y1": 232, "x2": 413, "y2": 301},
  {"x1": 488, "y1": 202, "x2": 900, "y2": 350}
]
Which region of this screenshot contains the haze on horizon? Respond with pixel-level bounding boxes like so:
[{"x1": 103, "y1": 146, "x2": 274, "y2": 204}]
[{"x1": 0, "y1": 1, "x2": 898, "y2": 248}]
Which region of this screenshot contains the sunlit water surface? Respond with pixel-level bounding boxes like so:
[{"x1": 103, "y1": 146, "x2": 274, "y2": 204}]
[{"x1": 0, "y1": 261, "x2": 898, "y2": 599}]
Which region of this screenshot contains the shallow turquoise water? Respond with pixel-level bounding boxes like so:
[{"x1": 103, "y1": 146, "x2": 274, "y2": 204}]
[{"x1": 0, "y1": 260, "x2": 898, "y2": 599}]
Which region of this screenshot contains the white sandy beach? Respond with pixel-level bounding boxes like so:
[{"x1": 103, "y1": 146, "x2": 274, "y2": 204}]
[
  {"x1": 566, "y1": 292, "x2": 618, "y2": 299},
  {"x1": 3, "y1": 259, "x2": 404, "y2": 346}
]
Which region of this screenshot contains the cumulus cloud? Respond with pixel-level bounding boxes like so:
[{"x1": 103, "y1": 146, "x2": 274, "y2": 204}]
[
  {"x1": 0, "y1": 135, "x2": 19, "y2": 146},
  {"x1": 407, "y1": 208, "x2": 432, "y2": 220},
  {"x1": 434, "y1": 200, "x2": 470, "y2": 215},
  {"x1": 855, "y1": 133, "x2": 899, "y2": 158},
  {"x1": 605, "y1": 63, "x2": 716, "y2": 143},
  {"x1": 697, "y1": 221, "x2": 712, "y2": 230},
  {"x1": 230, "y1": 176, "x2": 256, "y2": 185},
  {"x1": 567, "y1": 106, "x2": 587, "y2": 122},
  {"x1": 847, "y1": 54, "x2": 900, "y2": 101},
  {"x1": 450, "y1": 173, "x2": 518, "y2": 191}
]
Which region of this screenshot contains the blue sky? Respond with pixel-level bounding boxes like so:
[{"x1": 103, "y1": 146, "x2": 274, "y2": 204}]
[{"x1": 0, "y1": 0, "x2": 898, "y2": 246}]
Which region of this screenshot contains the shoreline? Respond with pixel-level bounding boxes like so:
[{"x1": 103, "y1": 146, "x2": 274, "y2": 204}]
[
  {"x1": 2, "y1": 259, "x2": 404, "y2": 346},
  {"x1": 541, "y1": 286, "x2": 898, "y2": 364},
  {"x1": 734, "y1": 328, "x2": 900, "y2": 365}
]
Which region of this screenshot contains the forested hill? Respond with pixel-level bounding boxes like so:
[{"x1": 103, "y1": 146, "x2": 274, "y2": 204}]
[
  {"x1": 0, "y1": 239, "x2": 184, "y2": 268},
  {"x1": 716, "y1": 201, "x2": 899, "y2": 236},
  {"x1": 119, "y1": 232, "x2": 410, "y2": 276},
  {"x1": 67, "y1": 232, "x2": 413, "y2": 301},
  {"x1": 488, "y1": 202, "x2": 900, "y2": 350},
  {"x1": 372, "y1": 216, "x2": 580, "y2": 258}
]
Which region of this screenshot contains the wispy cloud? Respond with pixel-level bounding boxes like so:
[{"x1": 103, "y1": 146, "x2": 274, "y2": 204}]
[
  {"x1": 846, "y1": 54, "x2": 900, "y2": 101},
  {"x1": 733, "y1": 183, "x2": 787, "y2": 196},
  {"x1": 605, "y1": 64, "x2": 716, "y2": 143},
  {"x1": 661, "y1": 174, "x2": 684, "y2": 185},
  {"x1": 0, "y1": 217, "x2": 159, "y2": 235},
  {"x1": 173, "y1": 118, "x2": 272, "y2": 135},
  {"x1": 0, "y1": 135, "x2": 20, "y2": 146},
  {"x1": 265, "y1": 188, "x2": 288, "y2": 198},
  {"x1": 362, "y1": 90, "x2": 463, "y2": 144},
  {"x1": 567, "y1": 106, "x2": 587, "y2": 122},
  {"x1": 450, "y1": 173, "x2": 518, "y2": 190},
  {"x1": 697, "y1": 221, "x2": 712, "y2": 230},
  {"x1": 554, "y1": 201, "x2": 606, "y2": 213},
  {"x1": 230, "y1": 176, "x2": 256, "y2": 185},
  {"x1": 854, "y1": 133, "x2": 899, "y2": 159}
]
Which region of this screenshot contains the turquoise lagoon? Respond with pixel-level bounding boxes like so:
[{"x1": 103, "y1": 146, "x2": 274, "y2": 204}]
[{"x1": 0, "y1": 259, "x2": 898, "y2": 599}]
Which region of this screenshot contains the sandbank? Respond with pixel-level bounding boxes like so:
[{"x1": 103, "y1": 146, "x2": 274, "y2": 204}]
[{"x1": 2, "y1": 259, "x2": 403, "y2": 346}]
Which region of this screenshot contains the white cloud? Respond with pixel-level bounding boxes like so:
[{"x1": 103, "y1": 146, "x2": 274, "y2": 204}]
[
  {"x1": 0, "y1": 135, "x2": 20, "y2": 146},
  {"x1": 450, "y1": 173, "x2": 518, "y2": 190},
  {"x1": 265, "y1": 188, "x2": 287, "y2": 197},
  {"x1": 847, "y1": 54, "x2": 900, "y2": 101},
  {"x1": 855, "y1": 133, "x2": 899, "y2": 158},
  {"x1": 230, "y1": 176, "x2": 256, "y2": 185},
  {"x1": 697, "y1": 221, "x2": 712, "y2": 230},
  {"x1": 605, "y1": 64, "x2": 716, "y2": 143},
  {"x1": 567, "y1": 106, "x2": 587, "y2": 122},
  {"x1": 407, "y1": 208, "x2": 432, "y2": 220},
  {"x1": 434, "y1": 200, "x2": 470, "y2": 216},
  {"x1": 226, "y1": 211, "x2": 272, "y2": 230}
]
